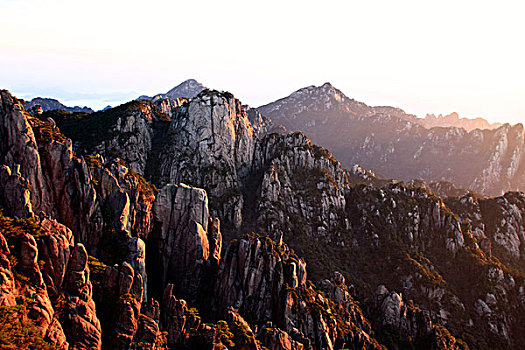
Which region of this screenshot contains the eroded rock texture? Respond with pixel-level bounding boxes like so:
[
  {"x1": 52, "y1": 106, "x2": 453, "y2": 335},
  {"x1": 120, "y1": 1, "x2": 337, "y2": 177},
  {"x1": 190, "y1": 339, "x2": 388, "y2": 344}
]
[{"x1": 1, "y1": 86, "x2": 524, "y2": 350}]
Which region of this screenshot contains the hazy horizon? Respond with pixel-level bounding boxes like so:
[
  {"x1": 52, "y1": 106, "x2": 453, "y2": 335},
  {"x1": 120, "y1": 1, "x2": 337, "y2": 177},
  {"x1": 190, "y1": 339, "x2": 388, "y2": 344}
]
[{"x1": 1, "y1": 0, "x2": 524, "y2": 125}]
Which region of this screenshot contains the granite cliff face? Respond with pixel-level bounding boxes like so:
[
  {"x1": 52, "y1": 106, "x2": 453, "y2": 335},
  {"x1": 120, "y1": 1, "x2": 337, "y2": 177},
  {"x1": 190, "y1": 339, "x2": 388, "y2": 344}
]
[
  {"x1": 1, "y1": 85, "x2": 525, "y2": 349},
  {"x1": 259, "y1": 83, "x2": 525, "y2": 196}
]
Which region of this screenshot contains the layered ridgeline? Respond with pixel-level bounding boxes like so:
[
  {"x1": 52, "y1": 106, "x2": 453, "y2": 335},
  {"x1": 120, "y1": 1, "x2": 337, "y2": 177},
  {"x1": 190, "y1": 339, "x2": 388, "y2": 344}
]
[
  {"x1": 421, "y1": 113, "x2": 502, "y2": 132},
  {"x1": 258, "y1": 83, "x2": 525, "y2": 196},
  {"x1": 25, "y1": 97, "x2": 94, "y2": 114},
  {"x1": 0, "y1": 83, "x2": 524, "y2": 350}
]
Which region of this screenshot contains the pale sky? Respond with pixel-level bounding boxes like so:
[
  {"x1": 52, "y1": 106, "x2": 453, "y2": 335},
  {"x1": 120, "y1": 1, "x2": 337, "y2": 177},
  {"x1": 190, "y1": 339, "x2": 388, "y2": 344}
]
[{"x1": 1, "y1": 0, "x2": 524, "y2": 125}]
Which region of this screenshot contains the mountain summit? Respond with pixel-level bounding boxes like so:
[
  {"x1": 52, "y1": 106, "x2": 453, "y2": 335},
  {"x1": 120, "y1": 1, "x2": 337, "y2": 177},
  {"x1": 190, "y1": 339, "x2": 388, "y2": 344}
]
[{"x1": 166, "y1": 79, "x2": 205, "y2": 99}]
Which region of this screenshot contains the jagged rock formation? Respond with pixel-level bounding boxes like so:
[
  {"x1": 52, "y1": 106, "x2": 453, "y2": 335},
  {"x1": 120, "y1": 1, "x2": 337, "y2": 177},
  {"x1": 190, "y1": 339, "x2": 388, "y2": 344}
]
[
  {"x1": 259, "y1": 83, "x2": 525, "y2": 196},
  {"x1": 1, "y1": 88, "x2": 385, "y2": 349},
  {"x1": 374, "y1": 285, "x2": 467, "y2": 350},
  {"x1": 421, "y1": 113, "x2": 502, "y2": 132},
  {"x1": 0, "y1": 213, "x2": 101, "y2": 349},
  {"x1": 3, "y1": 86, "x2": 525, "y2": 350},
  {"x1": 445, "y1": 191, "x2": 525, "y2": 268},
  {"x1": 214, "y1": 234, "x2": 383, "y2": 350},
  {"x1": 157, "y1": 90, "x2": 260, "y2": 229},
  {"x1": 150, "y1": 183, "x2": 221, "y2": 303},
  {"x1": 25, "y1": 97, "x2": 94, "y2": 113}
]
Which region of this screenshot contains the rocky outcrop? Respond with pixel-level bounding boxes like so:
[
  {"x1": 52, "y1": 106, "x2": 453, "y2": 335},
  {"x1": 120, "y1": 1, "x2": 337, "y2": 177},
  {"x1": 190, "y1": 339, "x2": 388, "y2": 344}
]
[
  {"x1": 0, "y1": 91, "x2": 158, "y2": 349},
  {"x1": 374, "y1": 285, "x2": 469, "y2": 350},
  {"x1": 151, "y1": 183, "x2": 221, "y2": 303},
  {"x1": 0, "y1": 213, "x2": 102, "y2": 349},
  {"x1": 215, "y1": 234, "x2": 383, "y2": 350},
  {"x1": 445, "y1": 192, "x2": 525, "y2": 268},
  {"x1": 479, "y1": 192, "x2": 525, "y2": 261},
  {"x1": 341, "y1": 182, "x2": 525, "y2": 349},
  {"x1": 225, "y1": 307, "x2": 262, "y2": 350},
  {"x1": 59, "y1": 243, "x2": 102, "y2": 349},
  {"x1": 259, "y1": 325, "x2": 305, "y2": 350},
  {"x1": 0, "y1": 234, "x2": 16, "y2": 306},
  {"x1": 158, "y1": 90, "x2": 259, "y2": 229},
  {"x1": 0, "y1": 164, "x2": 33, "y2": 218},
  {"x1": 89, "y1": 160, "x2": 156, "y2": 239},
  {"x1": 375, "y1": 285, "x2": 433, "y2": 345},
  {"x1": 161, "y1": 283, "x2": 201, "y2": 347},
  {"x1": 38, "y1": 217, "x2": 75, "y2": 299},
  {"x1": 255, "y1": 132, "x2": 350, "y2": 240},
  {"x1": 47, "y1": 88, "x2": 380, "y2": 244},
  {"x1": 92, "y1": 104, "x2": 155, "y2": 174},
  {"x1": 35, "y1": 219, "x2": 101, "y2": 349},
  {"x1": 32, "y1": 120, "x2": 101, "y2": 249},
  {"x1": 347, "y1": 183, "x2": 467, "y2": 256},
  {"x1": 0, "y1": 229, "x2": 69, "y2": 349},
  {"x1": 0, "y1": 98, "x2": 102, "y2": 253},
  {"x1": 101, "y1": 261, "x2": 152, "y2": 349},
  {"x1": 0, "y1": 90, "x2": 49, "y2": 212}
]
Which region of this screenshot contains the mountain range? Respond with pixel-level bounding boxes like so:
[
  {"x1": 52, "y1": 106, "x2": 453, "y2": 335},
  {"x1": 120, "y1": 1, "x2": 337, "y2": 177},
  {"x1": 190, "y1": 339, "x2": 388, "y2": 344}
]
[
  {"x1": 0, "y1": 80, "x2": 524, "y2": 349},
  {"x1": 25, "y1": 97, "x2": 94, "y2": 114},
  {"x1": 28, "y1": 80, "x2": 520, "y2": 196},
  {"x1": 259, "y1": 83, "x2": 524, "y2": 196}
]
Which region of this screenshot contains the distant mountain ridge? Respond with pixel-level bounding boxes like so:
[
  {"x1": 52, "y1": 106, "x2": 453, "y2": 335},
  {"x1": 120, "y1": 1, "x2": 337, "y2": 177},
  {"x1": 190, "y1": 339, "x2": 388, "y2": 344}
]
[
  {"x1": 259, "y1": 83, "x2": 525, "y2": 196},
  {"x1": 421, "y1": 112, "x2": 502, "y2": 132},
  {"x1": 25, "y1": 97, "x2": 94, "y2": 113}
]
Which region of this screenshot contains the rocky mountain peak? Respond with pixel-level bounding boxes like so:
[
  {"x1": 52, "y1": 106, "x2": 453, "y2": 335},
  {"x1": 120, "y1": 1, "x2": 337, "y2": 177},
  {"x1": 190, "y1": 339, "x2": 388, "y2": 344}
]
[
  {"x1": 286, "y1": 82, "x2": 346, "y2": 104},
  {"x1": 166, "y1": 79, "x2": 206, "y2": 99},
  {"x1": 136, "y1": 79, "x2": 207, "y2": 102},
  {"x1": 258, "y1": 83, "x2": 372, "y2": 126},
  {"x1": 25, "y1": 97, "x2": 94, "y2": 113}
]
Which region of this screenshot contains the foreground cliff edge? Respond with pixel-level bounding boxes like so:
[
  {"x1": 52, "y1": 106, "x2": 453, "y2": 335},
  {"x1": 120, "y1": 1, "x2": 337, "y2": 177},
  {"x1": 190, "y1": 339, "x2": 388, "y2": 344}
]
[{"x1": 0, "y1": 88, "x2": 524, "y2": 349}]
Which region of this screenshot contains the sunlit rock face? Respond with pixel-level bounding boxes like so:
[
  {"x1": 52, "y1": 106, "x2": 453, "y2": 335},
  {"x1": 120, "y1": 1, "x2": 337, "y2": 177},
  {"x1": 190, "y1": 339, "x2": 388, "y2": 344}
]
[
  {"x1": 151, "y1": 183, "x2": 221, "y2": 303},
  {"x1": 158, "y1": 90, "x2": 258, "y2": 229},
  {"x1": 0, "y1": 217, "x2": 102, "y2": 349},
  {"x1": 259, "y1": 83, "x2": 525, "y2": 196}
]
